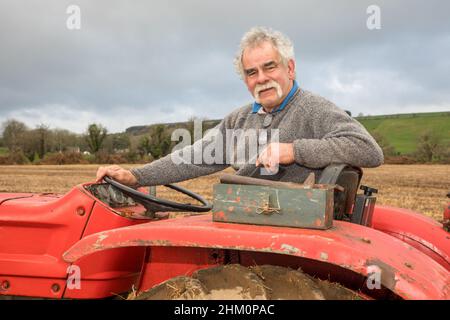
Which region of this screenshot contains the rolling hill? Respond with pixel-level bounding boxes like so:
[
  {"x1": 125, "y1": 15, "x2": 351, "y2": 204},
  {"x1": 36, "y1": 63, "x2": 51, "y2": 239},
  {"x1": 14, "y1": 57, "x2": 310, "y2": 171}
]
[
  {"x1": 126, "y1": 111, "x2": 450, "y2": 156},
  {"x1": 356, "y1": 112, "x2": 450, "y2": 154}
]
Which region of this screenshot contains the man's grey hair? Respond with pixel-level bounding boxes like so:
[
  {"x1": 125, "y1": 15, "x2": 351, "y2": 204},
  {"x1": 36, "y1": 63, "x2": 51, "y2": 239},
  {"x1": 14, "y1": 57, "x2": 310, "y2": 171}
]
[{"x1": 234, "y1": 26, "x2": 295, "y2": 79}]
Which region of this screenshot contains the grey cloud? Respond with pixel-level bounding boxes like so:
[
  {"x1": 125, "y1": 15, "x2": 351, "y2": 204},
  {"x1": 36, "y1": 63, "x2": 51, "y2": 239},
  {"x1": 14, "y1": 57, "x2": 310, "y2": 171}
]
[{"x1": 0, "y1": 0, "x2": 448, "y2": 133}]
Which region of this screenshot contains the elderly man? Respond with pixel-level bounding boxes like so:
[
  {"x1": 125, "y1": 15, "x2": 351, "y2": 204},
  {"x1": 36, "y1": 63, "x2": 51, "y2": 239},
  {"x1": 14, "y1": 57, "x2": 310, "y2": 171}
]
[{"x1": 96, "y1": 27, "x2": 383, "y2": 186}]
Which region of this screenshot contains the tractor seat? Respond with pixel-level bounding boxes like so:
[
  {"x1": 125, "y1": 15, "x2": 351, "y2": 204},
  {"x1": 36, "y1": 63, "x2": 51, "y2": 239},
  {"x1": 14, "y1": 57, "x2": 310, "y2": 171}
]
[{"x1": 318, "y1": 164, "x2": 362, "y2": 220}]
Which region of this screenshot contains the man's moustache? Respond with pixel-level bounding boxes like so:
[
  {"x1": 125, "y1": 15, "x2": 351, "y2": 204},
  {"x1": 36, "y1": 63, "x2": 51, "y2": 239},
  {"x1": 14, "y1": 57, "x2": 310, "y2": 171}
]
[{"x1": 254, "y1": 81, "x2": 282, "y2": 101}]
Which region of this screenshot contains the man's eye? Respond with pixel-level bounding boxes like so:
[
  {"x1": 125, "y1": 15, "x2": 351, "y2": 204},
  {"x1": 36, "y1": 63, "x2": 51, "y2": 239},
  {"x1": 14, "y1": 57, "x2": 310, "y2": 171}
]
[{"x1": 246, "y1": 70, "x2": 257, "y2": 77}]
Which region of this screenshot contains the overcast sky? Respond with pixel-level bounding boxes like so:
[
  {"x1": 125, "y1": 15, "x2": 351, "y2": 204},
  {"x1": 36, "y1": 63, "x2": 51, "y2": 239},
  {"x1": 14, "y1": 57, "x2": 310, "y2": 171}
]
[{"x1": 1, "y1": 0, "x2": 449, "y2": 133}]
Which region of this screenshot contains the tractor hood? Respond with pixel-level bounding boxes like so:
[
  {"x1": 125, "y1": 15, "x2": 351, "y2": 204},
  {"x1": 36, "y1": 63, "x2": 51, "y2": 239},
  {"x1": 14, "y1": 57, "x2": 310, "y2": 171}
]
[
  {"x1": 0, "y1": 193, "x2": 34, "y2": 205},
  {"x1": 0, "y1": 193, "x2": 63, "y2": 207}
]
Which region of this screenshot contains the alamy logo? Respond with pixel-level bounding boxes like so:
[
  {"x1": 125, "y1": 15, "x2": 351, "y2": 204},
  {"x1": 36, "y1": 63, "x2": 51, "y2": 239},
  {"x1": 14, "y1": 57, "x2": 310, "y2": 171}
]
[
  {"x1": 366, "y1": 5, "x2": 381, "y2": 30},
  {"x1": 366, "y1": 264, "x2": 382, "y2": 290},
  {"x1": 66, "y1": 5, "x2": 81, "y2": 30},
  {"x1": 66, "y1": 265, "x2": 81, "y2": 290},
  {"x1": 170, "y1": 119, "x2": 281, "y2": 175}
]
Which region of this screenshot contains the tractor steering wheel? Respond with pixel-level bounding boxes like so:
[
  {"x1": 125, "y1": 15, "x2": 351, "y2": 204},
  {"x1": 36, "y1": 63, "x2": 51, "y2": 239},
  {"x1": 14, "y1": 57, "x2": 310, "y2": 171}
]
[{"x1": 103, "y1": 176, "x2": 212, "y2": 213}]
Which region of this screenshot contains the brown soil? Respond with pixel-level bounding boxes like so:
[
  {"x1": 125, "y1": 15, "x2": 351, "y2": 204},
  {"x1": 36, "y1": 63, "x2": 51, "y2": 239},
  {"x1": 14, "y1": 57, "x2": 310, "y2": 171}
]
[{"x1": 132, "y1": 264, "x2": 360, "y2": 300}]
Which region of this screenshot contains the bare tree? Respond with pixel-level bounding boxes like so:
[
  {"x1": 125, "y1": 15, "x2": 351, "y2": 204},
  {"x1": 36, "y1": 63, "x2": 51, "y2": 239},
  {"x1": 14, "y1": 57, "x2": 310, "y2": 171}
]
[
  {"x1": 1, "y1": 119, "x2": 28, "y2": 152},
  {"x1": 51, "y1": 129, "x2": 79, "y2": 152},
  {"x1": 415, "y1": 131, "x2": 444, "y2": 162},
  {"x1": 36, "y1": 124, "x2": 50, "y2": 158}
]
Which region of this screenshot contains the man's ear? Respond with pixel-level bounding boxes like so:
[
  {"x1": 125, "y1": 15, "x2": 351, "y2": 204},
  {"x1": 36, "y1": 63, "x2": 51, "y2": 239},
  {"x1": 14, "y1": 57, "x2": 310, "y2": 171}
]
[{"x1": 287, "y1": 59, "x2": 296, "y2": 80}]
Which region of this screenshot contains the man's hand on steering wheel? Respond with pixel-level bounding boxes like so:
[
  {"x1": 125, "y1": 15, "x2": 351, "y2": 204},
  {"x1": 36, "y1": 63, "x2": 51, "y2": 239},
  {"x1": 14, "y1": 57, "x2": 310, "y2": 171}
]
[
  {"x1": 96, "y1": 165, "x2": 212, "y2": 213},
  {"x1": 96, "y1": 165, "x2": 138, "y2": 187}
]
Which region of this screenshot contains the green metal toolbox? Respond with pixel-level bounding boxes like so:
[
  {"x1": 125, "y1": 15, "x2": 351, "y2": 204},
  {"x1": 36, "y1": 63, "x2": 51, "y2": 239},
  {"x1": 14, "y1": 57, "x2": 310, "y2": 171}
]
[{"x1": 212, "y1": 174, "x2": 335, "y2": 229}]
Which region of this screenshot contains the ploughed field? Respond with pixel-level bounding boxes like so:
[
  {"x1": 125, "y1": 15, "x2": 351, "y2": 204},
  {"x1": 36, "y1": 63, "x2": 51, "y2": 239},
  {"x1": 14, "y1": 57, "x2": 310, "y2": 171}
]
[{"x1": 0, "y1": 164, "x2": 448, "y2": 221}]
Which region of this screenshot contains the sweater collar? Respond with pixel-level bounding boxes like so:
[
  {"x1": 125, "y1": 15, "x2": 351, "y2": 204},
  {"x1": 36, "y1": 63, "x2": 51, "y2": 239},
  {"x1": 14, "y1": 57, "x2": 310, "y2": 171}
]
[{"x1": 251, "y1": 80, "x2": 299, "y2": 114}]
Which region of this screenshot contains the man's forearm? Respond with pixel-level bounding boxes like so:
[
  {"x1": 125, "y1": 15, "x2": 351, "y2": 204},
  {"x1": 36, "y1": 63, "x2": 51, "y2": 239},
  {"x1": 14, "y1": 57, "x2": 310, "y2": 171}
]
[
  {"x1": 293, "y1": 135, "x2": 384, "y2": 168},
  {"x1": 130, "y1": 124, "x2": 230, "y2": 186},
  {"x1": 130, "y1": 149, "x2": 229, "y2": 186}
]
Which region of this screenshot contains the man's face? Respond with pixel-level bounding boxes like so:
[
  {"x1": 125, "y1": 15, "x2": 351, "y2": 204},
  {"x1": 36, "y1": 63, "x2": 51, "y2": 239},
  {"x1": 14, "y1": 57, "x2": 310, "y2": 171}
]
[{"x1": 242, "y1": 41, "x2": 295, "y2": 111}]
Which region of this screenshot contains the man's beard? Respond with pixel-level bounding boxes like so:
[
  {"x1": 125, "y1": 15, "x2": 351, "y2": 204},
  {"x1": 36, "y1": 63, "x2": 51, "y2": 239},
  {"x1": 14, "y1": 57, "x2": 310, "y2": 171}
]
[{"x1": 254, "y1": 80, "x2": 283, "y2": 104}]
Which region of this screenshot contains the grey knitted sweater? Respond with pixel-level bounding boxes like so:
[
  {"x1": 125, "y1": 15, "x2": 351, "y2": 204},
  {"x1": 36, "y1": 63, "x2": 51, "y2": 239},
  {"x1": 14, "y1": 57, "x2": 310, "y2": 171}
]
[{"x1": 131, "y1": 88, "x2": 383, "y2": 186}]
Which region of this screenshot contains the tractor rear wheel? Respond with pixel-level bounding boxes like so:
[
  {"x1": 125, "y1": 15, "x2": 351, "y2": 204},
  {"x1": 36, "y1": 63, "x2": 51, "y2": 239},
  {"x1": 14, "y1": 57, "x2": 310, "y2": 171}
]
[{"x1": 131, "y1": 264, "x2": 361, "y2": 300}]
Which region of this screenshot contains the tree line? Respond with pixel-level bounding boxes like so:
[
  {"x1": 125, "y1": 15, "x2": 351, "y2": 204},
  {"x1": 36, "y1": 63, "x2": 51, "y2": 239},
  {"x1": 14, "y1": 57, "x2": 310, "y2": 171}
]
[
  {"x1": 0, "y1": 119, "x2": 174, "y2": 165},
  {"x1": 0, "y1": 118, "x2": 448, "y2": 165}
]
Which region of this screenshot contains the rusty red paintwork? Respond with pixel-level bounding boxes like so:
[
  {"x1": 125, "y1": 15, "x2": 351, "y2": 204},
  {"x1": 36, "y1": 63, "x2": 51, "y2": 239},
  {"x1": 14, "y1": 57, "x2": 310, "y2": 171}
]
[
  {"x1": 1, "y1": 183, "x2": 449, "y2": 299},
  {"x1": 372, "y1": 205, "x2": 450, "y2": 271},
  {"x1": 0, "y1": 186, "x2": 148, "y2": 298},
  {"x1": 63, "y1": 213, "x2": 450, "y2": 299}
]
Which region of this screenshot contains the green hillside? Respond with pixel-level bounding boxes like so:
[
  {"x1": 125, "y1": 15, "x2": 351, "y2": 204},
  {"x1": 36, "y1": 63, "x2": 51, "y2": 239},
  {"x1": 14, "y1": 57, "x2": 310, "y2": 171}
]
[
  {"x1": 127, "y1": 112, "x2": 449, "y2": 156},
  {"x1": 355, "y1": 112, "x2": 450, "y2": 154}
]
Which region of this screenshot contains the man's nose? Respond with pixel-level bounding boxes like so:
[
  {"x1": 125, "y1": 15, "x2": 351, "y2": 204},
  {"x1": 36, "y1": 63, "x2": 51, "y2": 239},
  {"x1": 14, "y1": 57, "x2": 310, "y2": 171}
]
[{"x1": 256, "y1": 70, "x2": 270, "y2": 84}]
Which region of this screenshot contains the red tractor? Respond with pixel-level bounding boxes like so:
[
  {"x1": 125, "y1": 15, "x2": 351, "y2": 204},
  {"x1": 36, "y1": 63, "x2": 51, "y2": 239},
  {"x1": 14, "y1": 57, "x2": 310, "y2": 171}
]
[{"x1": 0, "y1": 164, "x2": 449, "y2": 300}]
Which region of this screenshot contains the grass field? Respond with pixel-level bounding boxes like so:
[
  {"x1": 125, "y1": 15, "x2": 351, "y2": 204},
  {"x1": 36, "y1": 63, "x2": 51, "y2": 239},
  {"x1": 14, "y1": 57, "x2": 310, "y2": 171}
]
[
  {"x1": 356, "y1": 112, "x2": 450, "y2": 154},
  {"x1": 0, "y1": 164, "x2": 448, "y2": 221}
]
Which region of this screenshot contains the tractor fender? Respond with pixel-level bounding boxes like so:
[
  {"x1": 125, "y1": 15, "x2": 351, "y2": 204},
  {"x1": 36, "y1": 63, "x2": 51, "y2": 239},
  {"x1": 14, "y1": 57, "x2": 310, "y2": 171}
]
[
  {"x1": 63, "y1": 214, "x2": 450, "y2": 300},
  {"x1": 372, "y1": 205, "x2": 450, "y2": 271}
]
